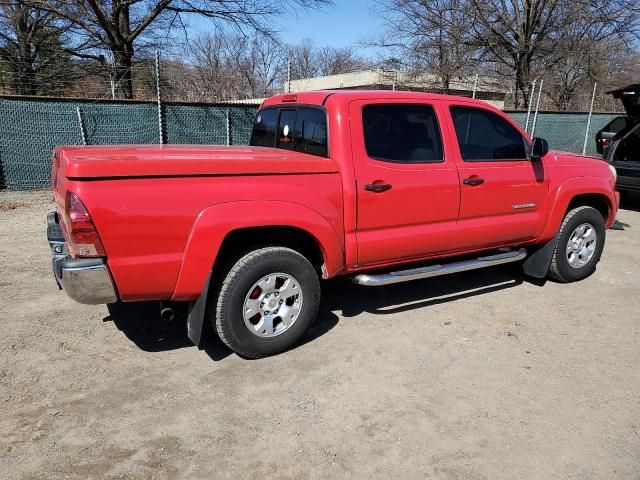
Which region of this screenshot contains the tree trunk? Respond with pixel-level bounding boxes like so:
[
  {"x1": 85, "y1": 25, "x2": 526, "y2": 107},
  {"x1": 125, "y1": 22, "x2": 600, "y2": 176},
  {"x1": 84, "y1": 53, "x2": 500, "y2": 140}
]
[
  {"x1": 12, "y1": 8, "x2": 37, "y2": 95},
  {"x1": 113, "y1": 46, "x2": 134, "y2": 99},
  {"x1": 514, "y1": 58, "x2": 531, "y2": 110},
  {"x1": 112, "y1": 2, "x2": 134, "y2": 99}
]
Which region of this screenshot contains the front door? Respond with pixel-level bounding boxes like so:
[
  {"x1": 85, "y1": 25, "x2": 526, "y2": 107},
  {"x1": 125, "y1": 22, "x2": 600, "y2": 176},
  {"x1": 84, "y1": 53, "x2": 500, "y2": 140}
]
[
  {"x1": 446, "y1": 103, "x2": 549, "y2": 250},
  {"x1": 350, "y1": 100, "x2": 460, "y2": 266}
]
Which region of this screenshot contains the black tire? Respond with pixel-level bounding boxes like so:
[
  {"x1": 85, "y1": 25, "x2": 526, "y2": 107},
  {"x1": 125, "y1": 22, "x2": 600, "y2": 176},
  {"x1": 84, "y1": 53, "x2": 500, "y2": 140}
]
[
  {"x1": 211, "y1": 247, "x2": 320, "y2": 358},
  {"x1": 549, "y1": 206, "x2": 606, "y2": 282}
]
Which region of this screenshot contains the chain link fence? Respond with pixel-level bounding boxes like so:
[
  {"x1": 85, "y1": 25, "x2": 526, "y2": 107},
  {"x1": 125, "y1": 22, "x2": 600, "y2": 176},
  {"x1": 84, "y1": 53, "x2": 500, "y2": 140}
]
[
  {"x1": 0, "y1": 97, "x2": 258, "y2": 190},
  {"x1": 0, "y1": 94, "x2": 618, "y2": 190},
  {"x1": 508, "y1": 111, "x2": 620, "y2": 157}
]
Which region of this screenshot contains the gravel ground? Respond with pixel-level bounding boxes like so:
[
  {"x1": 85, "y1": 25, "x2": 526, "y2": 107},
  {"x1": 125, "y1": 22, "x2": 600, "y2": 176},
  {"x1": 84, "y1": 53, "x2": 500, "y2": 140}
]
[{"x1": 1, "y1": 190, "x2": 639, "y2": 480}]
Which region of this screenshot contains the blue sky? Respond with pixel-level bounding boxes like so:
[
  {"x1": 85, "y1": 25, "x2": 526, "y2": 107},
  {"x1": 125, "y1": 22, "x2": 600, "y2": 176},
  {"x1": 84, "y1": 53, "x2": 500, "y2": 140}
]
[
  {"x1": 186, "y1": 0, "x2": 384, "y2": 58},
  {"x1": 274, "y1": 0, "x2": 383, "y2": 55}
]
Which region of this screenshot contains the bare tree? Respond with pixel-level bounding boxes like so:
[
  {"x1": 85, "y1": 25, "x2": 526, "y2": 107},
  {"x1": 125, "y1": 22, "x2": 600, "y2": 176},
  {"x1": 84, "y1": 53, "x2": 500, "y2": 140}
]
[
  {"x1": 26, "y1": 0, "x2": 330, "y2": 99},
  {"x1": 287, "y1": 39, "x2": 371, "y2": 80},
  {"x1": 316, "y1": 46, "x2": 369, "y2": 76},
  {"x1": 186, "y1": 31, "x2": 242, "y2": 100},
  {"x1": 373, "y1": 0, "x2": 477, "y2": 92},
  {"x1": 174, "y1": 30, "x2": 287, "y2": 101},
  {"x1": 249, "y1": 34, "x2": 287, "y2": 96},
  {"x1": 0, "y1": 1, "x2": 71, "y2": 95},
  {"x1": 288, "y1": 38, "x2": 318, "y2": 79},
  {"x1": 542, "y1": 34, "x2": 629, "y2": 110},
  {"x1": 470, "y1": 0, "x2": 640, "y2": 107}
]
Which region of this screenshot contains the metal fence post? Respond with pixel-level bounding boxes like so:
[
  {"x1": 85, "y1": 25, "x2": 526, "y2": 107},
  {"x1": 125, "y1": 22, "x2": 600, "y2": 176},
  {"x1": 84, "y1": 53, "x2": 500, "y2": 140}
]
[
  {"x1": 531, "y1": 79, "x2": 544, "y2": 138},
  {"x1": 524, "y1": 80, "x2": 536, "y2": 135},
  {"x1": 226, "y1": 108, "x2": 231, "y2": 145},
  {"x1": 155, "y1": 50, "x2": 164, "y2": 144},
  {"x1": 76, "y1": 106, "x2": 87, "y2": 146},
  {"x1": 471, "y1": 73, "x2": 479, "y2": 99},
  {"x1": 582, "y1": 83, "x2": 597, "y2": 155}
]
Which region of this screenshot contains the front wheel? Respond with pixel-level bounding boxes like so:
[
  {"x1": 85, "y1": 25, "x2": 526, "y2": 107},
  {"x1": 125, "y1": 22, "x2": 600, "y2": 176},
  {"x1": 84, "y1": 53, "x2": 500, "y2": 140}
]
[
  {"x1": 549, "y1": 206, "x2": 606, "y2": 282},
  {"x1": 211, "y1": 247, "x2": 320, "y2": 358}
]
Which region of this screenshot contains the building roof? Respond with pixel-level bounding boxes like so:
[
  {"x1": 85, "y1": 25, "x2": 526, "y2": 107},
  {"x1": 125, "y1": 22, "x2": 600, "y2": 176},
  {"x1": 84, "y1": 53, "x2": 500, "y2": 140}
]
[{"x1": 286, "y1": 69, "x2": 507, "y2": 95}]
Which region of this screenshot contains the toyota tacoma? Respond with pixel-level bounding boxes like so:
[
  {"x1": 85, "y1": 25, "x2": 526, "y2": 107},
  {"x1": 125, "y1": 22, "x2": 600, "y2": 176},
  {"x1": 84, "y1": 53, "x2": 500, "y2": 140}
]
[{"x1": 48, "y1": 91, "x2": 619, "y2": 358}]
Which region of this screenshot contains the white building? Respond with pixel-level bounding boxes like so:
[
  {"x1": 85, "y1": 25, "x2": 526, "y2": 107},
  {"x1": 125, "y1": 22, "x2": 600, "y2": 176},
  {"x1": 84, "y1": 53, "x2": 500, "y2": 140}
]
[{"x1": 285, "y1": 69, "x2": 508, "y2": 109}]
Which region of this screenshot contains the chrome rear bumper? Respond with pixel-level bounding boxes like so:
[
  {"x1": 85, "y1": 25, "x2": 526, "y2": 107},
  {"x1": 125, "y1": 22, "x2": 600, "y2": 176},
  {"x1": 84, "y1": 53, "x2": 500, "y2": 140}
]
[
  {"x1": 48, "y1": 211, "x2": 118, "y2": 305},
  {"x1": 53, "y1": 257, "x2": 118, "y2": 304}
]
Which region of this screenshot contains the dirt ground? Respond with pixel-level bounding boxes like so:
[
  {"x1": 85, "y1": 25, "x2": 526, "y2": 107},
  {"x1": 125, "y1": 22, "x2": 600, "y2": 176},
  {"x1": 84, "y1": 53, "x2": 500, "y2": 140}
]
[{"x1": 1, "y1": 190, "x2": 639, "y2": 480}]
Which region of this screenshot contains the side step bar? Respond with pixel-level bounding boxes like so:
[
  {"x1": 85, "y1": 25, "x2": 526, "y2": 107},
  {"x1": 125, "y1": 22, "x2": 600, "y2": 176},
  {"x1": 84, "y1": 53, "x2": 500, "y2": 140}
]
[{"x1": 352, "y1": 249, "x2": 527, "y2": 286}]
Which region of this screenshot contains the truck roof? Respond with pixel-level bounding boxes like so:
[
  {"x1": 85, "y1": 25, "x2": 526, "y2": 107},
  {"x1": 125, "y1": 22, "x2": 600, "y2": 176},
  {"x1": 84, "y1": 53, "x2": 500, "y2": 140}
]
[{"x1": 261, "y1": 90, "x2": 486, "y2": 108}]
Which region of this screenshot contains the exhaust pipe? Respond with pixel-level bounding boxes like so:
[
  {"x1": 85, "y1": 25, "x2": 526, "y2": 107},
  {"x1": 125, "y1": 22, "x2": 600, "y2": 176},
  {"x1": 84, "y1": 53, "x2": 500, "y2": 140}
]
[{"x1": 160, "y1": 305, "x2": 175, "y2": 322}]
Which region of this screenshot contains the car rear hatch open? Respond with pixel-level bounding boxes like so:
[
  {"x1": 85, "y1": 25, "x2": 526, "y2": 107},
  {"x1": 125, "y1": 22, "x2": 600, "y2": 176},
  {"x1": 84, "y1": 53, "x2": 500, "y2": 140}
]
[{"x1": 606, "y1": 84, "x2": 640, "y2": 118}]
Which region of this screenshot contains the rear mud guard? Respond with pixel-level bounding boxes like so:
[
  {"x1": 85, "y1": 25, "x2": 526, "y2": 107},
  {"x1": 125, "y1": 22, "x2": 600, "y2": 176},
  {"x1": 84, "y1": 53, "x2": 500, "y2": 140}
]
[
  {"x1": 187, "y1": 272, "x2": 212, "y2": 345},
  {"x1": 522, "y1": 234, "x2": 559, "y2": 279}
]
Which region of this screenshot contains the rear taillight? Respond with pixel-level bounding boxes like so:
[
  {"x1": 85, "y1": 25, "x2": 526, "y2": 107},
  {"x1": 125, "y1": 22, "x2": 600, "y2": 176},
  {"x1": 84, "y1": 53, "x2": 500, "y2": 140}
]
[{"x1": 62, "y1": 192, "x2": 105, "y2": 257}]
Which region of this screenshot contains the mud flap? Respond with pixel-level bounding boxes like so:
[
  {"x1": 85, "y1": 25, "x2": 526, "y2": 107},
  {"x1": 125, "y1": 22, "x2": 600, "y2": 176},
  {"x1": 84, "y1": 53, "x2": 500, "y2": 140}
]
[
  {"x1": 522, "y1": 234, "x2": 558, "y2": 279},
  {"x1": 186, "y1": 272, "x2": 212, "y2": 345}
]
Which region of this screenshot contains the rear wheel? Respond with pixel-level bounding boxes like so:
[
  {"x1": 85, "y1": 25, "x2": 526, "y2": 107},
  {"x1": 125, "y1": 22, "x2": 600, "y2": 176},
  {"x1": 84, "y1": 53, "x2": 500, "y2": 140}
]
[
  {"x1": 211, "y1": 247, "x2": 320, "y2": 358},
  {"x1": 549, "y1": 206, "x2": 605, "y2": 282}
]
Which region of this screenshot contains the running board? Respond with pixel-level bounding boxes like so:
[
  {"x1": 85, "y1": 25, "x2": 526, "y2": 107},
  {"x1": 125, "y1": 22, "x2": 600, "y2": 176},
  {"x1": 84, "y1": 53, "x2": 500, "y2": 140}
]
[{"x1": 352, "y1": 249, "x2": 528, "y2": 286}]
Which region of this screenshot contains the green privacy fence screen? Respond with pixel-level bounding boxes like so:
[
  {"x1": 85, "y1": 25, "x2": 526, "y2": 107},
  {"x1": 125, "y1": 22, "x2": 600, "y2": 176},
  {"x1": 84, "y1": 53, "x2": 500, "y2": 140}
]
[
  {"x1": 0, "y1": 97, "x2": 257, "y2": 190},
  {"x1": 507, "y1": 111, "x2": 619, "y2": 158},
  {"x1": 0, "y1": 96, "x2": 621, "y2": 190}
]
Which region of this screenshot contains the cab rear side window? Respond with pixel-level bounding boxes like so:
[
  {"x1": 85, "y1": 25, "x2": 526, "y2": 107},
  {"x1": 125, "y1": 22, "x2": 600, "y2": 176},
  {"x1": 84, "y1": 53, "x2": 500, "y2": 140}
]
[{"x1": 250, "y1": 106, "x2": 328, "y2": 157}]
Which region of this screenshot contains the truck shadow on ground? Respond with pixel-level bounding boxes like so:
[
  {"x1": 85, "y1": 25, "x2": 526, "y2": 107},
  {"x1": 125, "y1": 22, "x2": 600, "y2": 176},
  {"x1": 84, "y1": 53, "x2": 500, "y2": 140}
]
[
  {"x1": 104, "y1": 263, "x2": 531, "y2": 360},
  {"x1": 103, "y1": 300, "x2": 340, "y2": 361},
  {"x1": 321, "y1": 264, "x2": 526, "y2": 319}
]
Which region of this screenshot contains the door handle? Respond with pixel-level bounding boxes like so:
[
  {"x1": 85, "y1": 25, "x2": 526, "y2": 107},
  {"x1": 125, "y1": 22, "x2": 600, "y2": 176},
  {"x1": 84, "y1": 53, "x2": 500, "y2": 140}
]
[
  {"x1": 364, "y1": 183, "x2": 392, "y2": 193},
  {"x1": 463, "y1": 176, "x2": 484, "y2": 186}
]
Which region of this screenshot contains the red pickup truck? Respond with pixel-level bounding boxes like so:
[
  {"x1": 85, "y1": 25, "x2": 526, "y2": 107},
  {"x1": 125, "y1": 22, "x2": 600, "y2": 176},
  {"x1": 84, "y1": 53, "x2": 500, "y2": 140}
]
[{"x1": 48, "y1": 91, "x2": 619, "y2": 358}]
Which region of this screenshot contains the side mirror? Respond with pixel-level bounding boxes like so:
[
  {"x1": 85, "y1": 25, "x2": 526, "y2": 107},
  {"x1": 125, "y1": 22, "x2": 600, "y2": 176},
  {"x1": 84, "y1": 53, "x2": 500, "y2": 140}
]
[{"x1": 531, "y1": 137, "x2": 549, "y2": 161}]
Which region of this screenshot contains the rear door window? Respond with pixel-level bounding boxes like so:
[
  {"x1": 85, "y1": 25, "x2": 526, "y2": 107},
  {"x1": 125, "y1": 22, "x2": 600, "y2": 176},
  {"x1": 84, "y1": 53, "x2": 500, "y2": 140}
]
[{"x1": 362, "y1": 104, "x2": 444, "y2": 163}]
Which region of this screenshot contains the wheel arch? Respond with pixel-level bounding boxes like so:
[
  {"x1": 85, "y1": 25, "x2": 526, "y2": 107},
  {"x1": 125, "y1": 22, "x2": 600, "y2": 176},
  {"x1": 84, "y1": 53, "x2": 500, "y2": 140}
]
[
  {"x1": 565, "y1": 194, "x2": 610, "y2": 222},
  {"x1": 539, "y1": 177, "x2": 617, "y2": 242},
  {"x1": 172, "y1": 200, "x2": 344, "y2": 301}
]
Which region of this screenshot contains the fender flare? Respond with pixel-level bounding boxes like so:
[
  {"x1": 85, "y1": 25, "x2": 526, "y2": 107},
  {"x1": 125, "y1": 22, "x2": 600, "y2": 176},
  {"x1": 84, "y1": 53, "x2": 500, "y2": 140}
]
[
  {"x1": 539, "y1": 176, "x2": 617, "y2": 243},
  {"x1": 179, "y1": 200, "x2": 343, "y2": 346},
  {"x1": 173, "y1": 200, "x2": 344, "y2": 302}
]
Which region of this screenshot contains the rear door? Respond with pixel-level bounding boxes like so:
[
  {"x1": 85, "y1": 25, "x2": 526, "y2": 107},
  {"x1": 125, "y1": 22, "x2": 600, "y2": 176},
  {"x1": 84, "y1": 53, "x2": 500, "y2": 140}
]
[
  {"x1": 350, "y1": 100, "x2": 460, "y2": 266},
  {"x1": 446, "y1": 103, "x2": 549, "y2": 250}
]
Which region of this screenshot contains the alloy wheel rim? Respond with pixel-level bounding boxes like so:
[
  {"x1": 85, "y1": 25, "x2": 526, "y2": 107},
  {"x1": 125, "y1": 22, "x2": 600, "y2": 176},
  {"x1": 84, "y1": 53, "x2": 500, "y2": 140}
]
[
  {"x1": 242, "y1": 273, "x2": 303, "y2": 337},
  {"x1": 565, "y1": 223, "x2": 597, "y2": 269}
]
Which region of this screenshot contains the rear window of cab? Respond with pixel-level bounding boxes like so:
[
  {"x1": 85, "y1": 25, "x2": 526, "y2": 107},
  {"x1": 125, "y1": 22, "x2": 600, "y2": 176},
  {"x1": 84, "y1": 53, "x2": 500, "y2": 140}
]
[{"x1": 250, "y1": 107, "x2": 328, "y2": 158}]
